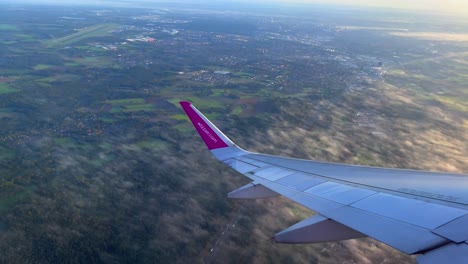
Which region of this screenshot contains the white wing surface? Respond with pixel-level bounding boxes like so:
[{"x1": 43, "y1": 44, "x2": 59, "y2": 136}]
[{"x1": 180, "y1": 101, "x2": 468, "y2": 264}]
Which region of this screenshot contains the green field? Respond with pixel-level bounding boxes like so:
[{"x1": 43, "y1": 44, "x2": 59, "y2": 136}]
[
  {"x1": 230, "y1": 105, "x2": 243, "y2": 115},
  {"x1": 170, "y1": 114, "x2": 189, "y2": 121},
  {"x1": 72, "y1": 56, "x2": 112, "y2": 67},
  {"x1": 123, "y1": 104, "x2": 155, "y2": 112},
  {"x1": 106, "y1": 98, "x2": 145, "y2": 105},
  {"x1": 110, "y1": 104, "x2": 155, "y2": 113},
  {"x1": 168, "y1": 97, "x2": 224, "y2": 109},
  {"x1": 36, "y1": 76, "x2": 58, "y2": 83},
  {"x1": 64, "y1": 62, "x2": 80, "y2": 67},
  {"x1": 211, "y1": 88, "x2": 227, "y2": 96},
  {"x1": 0, "y1": 40, "x2": 17, "y2": 45},
  {"x1": 0, "y1": 83, "x2": 18, "y2": 94},
  {"x1": 33, "y1": 64, "x2": 52, "y2": 70},
  {"x1": 0, "y1": 24, "x2": 17, "y2": 30},
  {"x1": 135, "y1": 139, "x2": 169, "y2": 151},
  {"x1": 173, "y1": 123, "x2": 192, "y2": 133},
  {"x1": 53, "y1": 137, "x2": 78, "y2": 148},
  {"x1": 104, "y1": 98, "x2": 156, "y2": 113},
  {"x1": 45, "y1": 23, "x2": 118, "y2": 48},
  {"x1": 14, "y1": 33, "x2": 35, "y2": 42}
]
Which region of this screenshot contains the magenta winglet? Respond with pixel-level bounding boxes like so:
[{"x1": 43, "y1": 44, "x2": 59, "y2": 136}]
[{"x1": 180, "y1": 101, "x2": 229, "y2": 150}]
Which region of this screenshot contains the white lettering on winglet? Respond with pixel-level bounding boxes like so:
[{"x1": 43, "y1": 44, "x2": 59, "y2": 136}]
[{"x1": 197, "y1": 122, "x2": 218, "y2": 143}]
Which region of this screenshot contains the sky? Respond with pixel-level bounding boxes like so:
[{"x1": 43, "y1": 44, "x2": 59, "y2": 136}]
[
  {"x1": 271, "y1": 0, "x2": 468, "y2": 15},
  {"x1": 7, "y1": 0, "x2": 468, "y2": 16}
]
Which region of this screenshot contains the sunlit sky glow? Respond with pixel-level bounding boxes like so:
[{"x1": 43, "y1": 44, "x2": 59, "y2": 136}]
[{"x1": 270, "y1": 0, "x2": 468, "y2": 15}]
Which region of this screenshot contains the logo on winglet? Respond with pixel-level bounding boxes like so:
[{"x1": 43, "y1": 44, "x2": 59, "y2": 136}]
[{"x1": 197, "y1": 122, "x2": 218, "y2": 143}]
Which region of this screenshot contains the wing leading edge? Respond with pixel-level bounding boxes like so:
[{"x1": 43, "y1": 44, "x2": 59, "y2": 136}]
[{"x1": 180, "y1": 101, "x2": 468, "y2": 263}]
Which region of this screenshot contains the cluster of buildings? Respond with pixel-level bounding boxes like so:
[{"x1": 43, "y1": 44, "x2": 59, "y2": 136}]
[
  {"x1": 125, "y1": 36, "x2": 156, "y2": 43},
  {"x1": 185, "y1": 70, "x2": 232, "y2": 84}
]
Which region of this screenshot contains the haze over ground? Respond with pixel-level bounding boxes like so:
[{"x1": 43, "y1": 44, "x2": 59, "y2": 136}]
[{"x1": 11, "y1": 0, "x2": 468, "y2": 16}]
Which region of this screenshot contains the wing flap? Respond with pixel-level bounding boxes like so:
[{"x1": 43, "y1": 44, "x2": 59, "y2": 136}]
[
  {"x1": 432, "y1": 214, "x2": 468, "y2": 243},
  {"x1": 252, "y1": 166, "x2": 295, "y2": 181},
  {"x1": 248, "y1": 170, "x2": 449, "y2": 254},
  {"x1": 237, "y1": 157, "x2": 269, "y2": 167},
  {"x1": 274, "y1": 214, "x2": 366, "y2": 243},
  {"x1": 417, "y1": 243, "x2": 468, "y2": 264},
  {"x1": 304, "y1": 181, "x2": 377, "y2": 205},
  {"x1": 224, "y1": 158, "x2": 258, "y2": 173},
  {"x1": 351, "y1": 193, "x2": 468, "y2": 230},
  {"x1": 211, "y1": 146, "x2": 247, "y2": 160},
  {"x1": 228, "y1": 182, "x2": 280, "y2": 199},
  {"x1": 275, "y1": 172, "x2": 326, "y2": 191},
  {"x1": 324, "y1": 206, "x2": 448, "y2": 254},
  {"x1": 249, "y1": 175, "x2": 306, "y2": 199},
  {"x1": 247, "y1": 173, "x2": 345, "y2": 212}
]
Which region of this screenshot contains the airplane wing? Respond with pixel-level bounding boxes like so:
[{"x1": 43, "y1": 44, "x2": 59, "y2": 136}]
[{"x1": 179, "y1": 101, "x2": 468, "y2": 264}]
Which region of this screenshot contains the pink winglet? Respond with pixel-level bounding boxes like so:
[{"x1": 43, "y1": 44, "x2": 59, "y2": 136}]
[{"x1": 180, "y1": 101, "x2": 229, "y2": 150}]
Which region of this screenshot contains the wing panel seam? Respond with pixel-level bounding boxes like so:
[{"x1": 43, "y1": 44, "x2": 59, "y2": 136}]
[{"x1": 243, "y1": 156, "x2": 468, "y2": 208}]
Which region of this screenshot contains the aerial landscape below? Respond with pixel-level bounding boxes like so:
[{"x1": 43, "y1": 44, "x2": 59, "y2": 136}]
[{"x1": 0, "y1": 0, "x2": 467, "y2": 263}]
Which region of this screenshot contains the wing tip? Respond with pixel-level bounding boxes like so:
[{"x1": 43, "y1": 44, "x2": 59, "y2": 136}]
[
  {"x1": 179, "y1": 100, "x2": 231, "y2": 150},
  {"x1": 179, "y1": 101, "x2": 193, "y2": 111}
]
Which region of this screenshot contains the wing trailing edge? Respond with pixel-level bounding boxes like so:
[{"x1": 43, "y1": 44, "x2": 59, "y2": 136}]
[
  {"x1": 228, "y1": 182, "x2": 280, "y2": 199},
  {"x1": 274, "y1": 214, "x2": 366, "y2": 243}
]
